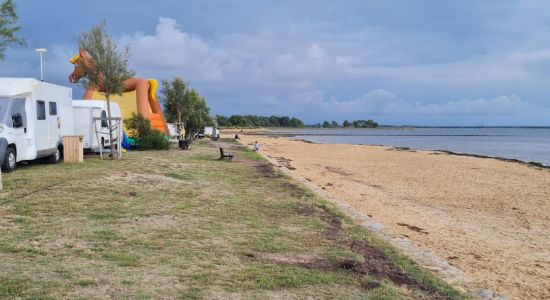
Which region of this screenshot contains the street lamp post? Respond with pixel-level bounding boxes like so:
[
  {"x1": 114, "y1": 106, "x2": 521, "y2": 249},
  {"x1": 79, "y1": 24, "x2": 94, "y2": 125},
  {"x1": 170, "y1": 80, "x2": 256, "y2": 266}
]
[{"x1": 35, "y1": 48, "x2": 47, "y2": 81}]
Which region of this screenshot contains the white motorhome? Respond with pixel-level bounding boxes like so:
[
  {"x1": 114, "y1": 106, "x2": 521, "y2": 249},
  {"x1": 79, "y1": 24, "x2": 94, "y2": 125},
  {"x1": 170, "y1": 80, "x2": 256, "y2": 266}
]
[
  {"x1": 72, "y1": 100, "x2": 122, "y2": 151},
  {"x1": 0, "y1": 78, "x2": 74, "y2": 172}
]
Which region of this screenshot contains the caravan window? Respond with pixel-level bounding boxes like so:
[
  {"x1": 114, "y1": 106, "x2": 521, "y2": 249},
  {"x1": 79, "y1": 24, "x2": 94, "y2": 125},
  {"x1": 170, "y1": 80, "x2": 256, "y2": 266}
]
[
  {"x1": 49, "y1": 102, "x2": 57, "y2": 115},
  {"x1": 37, "y1": 100, "x2": 46, "y2": 120}
]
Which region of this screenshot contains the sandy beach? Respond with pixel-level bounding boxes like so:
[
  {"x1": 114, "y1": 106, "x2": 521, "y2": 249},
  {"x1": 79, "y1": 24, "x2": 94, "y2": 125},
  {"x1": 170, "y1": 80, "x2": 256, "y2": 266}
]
[{"x1": 234, "y1": 131, "x2": 550, "y2": 300}]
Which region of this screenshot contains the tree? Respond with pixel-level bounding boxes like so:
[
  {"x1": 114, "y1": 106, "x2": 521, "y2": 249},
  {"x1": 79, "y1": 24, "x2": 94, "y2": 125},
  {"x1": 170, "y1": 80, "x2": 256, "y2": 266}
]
[
  {"x1": 161, "y1": 76, "x2": 188, "y2": 138},
  {"x1": 185, "y1": 89, "x2": 213, "y2": 139},
  {"x1": 229, "y1": 115, "x2": 247, "y2": 127},
  {"x1": 331, "y1": 121, "x2": 339, "y2": 128},
  {"x1": 343, "y1": 120, "x2": 351, "y2": 128},
  {"x1": 279, "y1": 116, "x2": 290, "y2": 127},
  {"x1": 0, "y1": 0, "x2": 24, "y2": 61},
  {"x1": 78, "y1": 22, "x2": 134, "y2": 159},
  {"x1": 269, "y1": 116, "x2": 280, "y2": 127},
  {"x1": 322, "y1": 121, "x2": 330, "y2": 128},
  {"x1": 216, "y1": 115, "x2": 230, "y2": 127},
  {"x1": 365, "y1": 119, "x2": 379, "y2": 128},
  {"x1": 351, "y1": 119, "x2": 379, "y2": 128},
  {"x1": 161, "y1": 77, "x2": 212, "y2": 140},
  {"x1": 289, "y1": 117, "x2": 304, "y2": 128}
]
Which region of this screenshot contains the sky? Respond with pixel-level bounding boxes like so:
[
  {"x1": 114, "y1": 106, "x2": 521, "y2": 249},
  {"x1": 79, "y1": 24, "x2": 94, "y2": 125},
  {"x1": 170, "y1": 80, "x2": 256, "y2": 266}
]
[{"x1": 1, "y1": 0, "x2": 550, "y2": 126}]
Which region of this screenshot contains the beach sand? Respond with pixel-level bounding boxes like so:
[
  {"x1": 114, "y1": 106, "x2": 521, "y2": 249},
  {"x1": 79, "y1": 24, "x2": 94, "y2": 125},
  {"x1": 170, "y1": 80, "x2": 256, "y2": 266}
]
[{"x1": 233, "y1": 132, "x2": 550, "y2": 300}]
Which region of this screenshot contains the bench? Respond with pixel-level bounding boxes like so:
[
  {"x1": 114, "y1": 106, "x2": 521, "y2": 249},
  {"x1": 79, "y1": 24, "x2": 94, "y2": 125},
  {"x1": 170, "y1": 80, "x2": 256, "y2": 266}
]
[{"x1": 219, "y1": 148, "x2": 233, "y2": 160}]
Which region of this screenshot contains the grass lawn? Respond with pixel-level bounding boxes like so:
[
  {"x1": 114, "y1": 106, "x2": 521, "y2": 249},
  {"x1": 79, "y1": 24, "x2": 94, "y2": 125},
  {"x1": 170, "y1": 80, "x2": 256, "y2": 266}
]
[{"x1": 0, "y1": 139, "x2": 465, "y2": 299}]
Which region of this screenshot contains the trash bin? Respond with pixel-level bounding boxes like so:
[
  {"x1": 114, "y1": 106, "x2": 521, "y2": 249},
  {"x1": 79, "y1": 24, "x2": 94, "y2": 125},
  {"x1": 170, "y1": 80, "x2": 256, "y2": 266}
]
[
  {"x1": 179, "y1": 139, "x2": 190, "y2": 150},
  {"x1": 63, "y1": 135, "x2": 84, "y2": 163}
]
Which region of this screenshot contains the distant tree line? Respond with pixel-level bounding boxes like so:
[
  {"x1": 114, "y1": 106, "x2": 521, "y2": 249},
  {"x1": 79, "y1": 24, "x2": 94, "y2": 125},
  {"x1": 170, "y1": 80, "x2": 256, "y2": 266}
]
[
  {"x1": 216, "y1": 115, "x2": 304, "y2": 128},
  {"x1": 311, "y1": 119, "x2": 379, "y2": 128}
]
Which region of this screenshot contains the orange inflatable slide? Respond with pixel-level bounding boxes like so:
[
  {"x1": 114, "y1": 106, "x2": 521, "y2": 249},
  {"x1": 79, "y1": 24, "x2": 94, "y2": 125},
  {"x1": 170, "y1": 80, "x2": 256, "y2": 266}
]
[{"x1": 68, "y1": 49, "x2": 169, "y2": 134}]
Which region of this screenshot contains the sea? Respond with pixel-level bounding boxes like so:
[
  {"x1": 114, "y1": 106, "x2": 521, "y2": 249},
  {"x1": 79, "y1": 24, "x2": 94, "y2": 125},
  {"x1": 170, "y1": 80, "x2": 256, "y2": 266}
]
[{"x1": 270, "y1": 127, "x2": 550, "y2": 167}]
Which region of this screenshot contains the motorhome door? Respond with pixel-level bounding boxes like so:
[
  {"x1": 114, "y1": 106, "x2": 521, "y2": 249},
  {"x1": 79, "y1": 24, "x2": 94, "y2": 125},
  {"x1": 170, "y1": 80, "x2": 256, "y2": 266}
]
[{"x1": 35, "y1": 99, "x2": 58, "y2": 156}]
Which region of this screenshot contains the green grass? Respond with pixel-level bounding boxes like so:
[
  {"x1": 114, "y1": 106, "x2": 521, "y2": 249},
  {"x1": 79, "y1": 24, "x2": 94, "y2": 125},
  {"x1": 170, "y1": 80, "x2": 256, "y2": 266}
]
[
  {"x1": 0, "y1": 139, "x2": 466, "y2": 299},
  {"x1": 0, "y1": 277, "x2": 27, "y2": 298}
]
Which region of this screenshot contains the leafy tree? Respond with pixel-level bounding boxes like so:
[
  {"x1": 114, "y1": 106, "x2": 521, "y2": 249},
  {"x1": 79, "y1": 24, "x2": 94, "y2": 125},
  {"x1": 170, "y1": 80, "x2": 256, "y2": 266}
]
[
  {"x1": 78, "y1": 22, "x2": 134, "y2": 159},
  {"x1": 269, "y1": 116, "x2": 280, "y2": 127},
  {"x1": 322, "y1": 121, "x2": 330, "y2": 128},
  {"x1": 229, "y1": 115, "x2": 247, "y2": 127},
  {"x1": 352, "y1": 119, "x2": 379, "y2": 128},
  {"x1": 289, "y1": 117, "x2": 304, "y2": 128},
  {"x1": 366, "y1": 119, "x2": 379, "y2": 128},
  {"x1": 185, "y1": 89, "x2": 213, "y2": 139},
  {"x1": 161, "y1": 76, "x2": 188, "y2": 138},
  {"x1": 279, "y1": 116, "x2": 290, "y2": 127},
  {"x1": 343, "y1": 120, "x2": 351, "y2": 128},
  {"x1": 161, "y1": 76, "x2": 213, "y2": 140},
  {"x1": 0, "y1": 0, "x2": 24, "y2": 60},
  {"x1": 216, "y1": 115, "x2": 230, "y2": 127},
  {"x1": 331, "y1": 121, "x2": 339, "y2": 128},
  {"x1": 215, "y1": 114, "x2": 304, "y2": 127}
]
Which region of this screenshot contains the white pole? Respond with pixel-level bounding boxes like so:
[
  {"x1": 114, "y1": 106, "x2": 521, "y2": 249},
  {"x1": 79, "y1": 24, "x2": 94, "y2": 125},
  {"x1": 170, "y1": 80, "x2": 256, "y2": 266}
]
[
  {"x1": 39, "y1": 53, "x2": 43, "y2": 81},
  {"x1": 35, "y1": 48, "x2": 47, "y2": 81}
]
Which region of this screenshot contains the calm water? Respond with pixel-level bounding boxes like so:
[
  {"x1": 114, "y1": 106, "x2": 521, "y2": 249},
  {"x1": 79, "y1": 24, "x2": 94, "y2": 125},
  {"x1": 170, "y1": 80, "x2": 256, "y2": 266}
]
[{"x1": 271, "y1": 128, "x2": 550, "y2": 166}]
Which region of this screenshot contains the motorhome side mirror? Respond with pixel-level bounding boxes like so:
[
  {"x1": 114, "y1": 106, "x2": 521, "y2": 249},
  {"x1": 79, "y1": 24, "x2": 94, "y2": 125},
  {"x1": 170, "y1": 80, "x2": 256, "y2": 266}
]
[{"x1": 12, "y1": 113, "x2": 23, "y2": 128}]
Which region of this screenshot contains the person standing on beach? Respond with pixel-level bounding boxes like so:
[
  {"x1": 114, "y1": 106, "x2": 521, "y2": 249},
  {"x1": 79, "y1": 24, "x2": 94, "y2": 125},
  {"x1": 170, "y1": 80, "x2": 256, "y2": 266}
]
[{"x1": 254, "y1": 141, "x2": 260, "y2": 152}]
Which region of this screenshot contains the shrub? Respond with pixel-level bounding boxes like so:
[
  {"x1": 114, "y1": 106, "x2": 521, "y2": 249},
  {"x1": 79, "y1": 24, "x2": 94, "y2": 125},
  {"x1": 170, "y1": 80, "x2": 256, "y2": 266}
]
[
  {"x1": 139, "y1": 130, "x2": 171, "y2": 150},
  {"x1": 125, "y1": 112, "x2": 171, "y2": 150},
  {"x1": 124, "y1": 112, "x2": 151, "y2": 138}
]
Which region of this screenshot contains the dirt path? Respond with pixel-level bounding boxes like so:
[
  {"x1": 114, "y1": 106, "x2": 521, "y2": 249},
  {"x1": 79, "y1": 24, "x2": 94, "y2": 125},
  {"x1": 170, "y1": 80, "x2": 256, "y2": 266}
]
[{"x1": 236, "y1": 134, "x2": 550, "y2": 300}]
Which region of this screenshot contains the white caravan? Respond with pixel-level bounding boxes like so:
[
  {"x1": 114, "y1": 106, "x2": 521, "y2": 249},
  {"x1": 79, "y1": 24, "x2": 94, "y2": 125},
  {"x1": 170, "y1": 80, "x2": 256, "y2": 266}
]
[
  {"x1": 72, "y1": 100, "x2": 122, "y2": 151},
  {"x1": 0, "y1": 78, "x2": 74, "y2": 172}
]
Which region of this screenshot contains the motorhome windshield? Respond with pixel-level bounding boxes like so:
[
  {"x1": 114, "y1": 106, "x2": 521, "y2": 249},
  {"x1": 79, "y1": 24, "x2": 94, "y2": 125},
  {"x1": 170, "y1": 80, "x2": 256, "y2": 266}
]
[{"x1": 0, "y1": 98, "x2": 26, "y2": 127}]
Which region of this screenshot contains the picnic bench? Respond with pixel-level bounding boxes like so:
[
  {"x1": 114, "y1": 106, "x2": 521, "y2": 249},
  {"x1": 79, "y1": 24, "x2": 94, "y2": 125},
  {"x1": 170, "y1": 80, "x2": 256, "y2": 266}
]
[{"x1": 219, "y1": 148, "x2": 234, "y2": 160}]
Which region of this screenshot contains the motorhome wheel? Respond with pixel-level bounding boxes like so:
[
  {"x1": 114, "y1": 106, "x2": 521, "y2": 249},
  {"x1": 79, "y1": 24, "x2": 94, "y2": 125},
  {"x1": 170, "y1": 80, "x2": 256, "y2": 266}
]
[
  {"x1": 47, "y1": 147, "x2": 62, "y2": 164},
  {"x1": 2, "y1": 148, "x2": 16, "y2": 173}
]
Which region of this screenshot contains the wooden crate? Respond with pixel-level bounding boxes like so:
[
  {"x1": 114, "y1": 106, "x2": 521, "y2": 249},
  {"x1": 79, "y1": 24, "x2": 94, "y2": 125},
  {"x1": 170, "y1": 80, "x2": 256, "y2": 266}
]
[{"x1": 63, "y1": 135, "x2": 84, "y2": 163}]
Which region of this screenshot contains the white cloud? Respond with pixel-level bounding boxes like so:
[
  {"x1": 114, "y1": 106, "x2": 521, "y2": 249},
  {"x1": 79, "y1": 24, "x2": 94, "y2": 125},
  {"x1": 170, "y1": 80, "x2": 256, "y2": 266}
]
[
  {"x1": 268, "y1": 88, "x2": 549, "y2": 124},
  {"x1": 4, "y1": 12, "x2": 550, "y2": 125},
  {"x1": 119, "y1": 17, "x2": 235, "y2": 81},
  {"x1": 321, "y1": 90, "x2": 536, "y2": 116}
]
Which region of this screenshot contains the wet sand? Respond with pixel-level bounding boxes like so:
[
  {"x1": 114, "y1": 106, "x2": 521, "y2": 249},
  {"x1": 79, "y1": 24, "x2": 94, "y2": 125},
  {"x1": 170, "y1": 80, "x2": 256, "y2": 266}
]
[{"x1": 234, "y1": 132, "x2": 550, "y2": 300}]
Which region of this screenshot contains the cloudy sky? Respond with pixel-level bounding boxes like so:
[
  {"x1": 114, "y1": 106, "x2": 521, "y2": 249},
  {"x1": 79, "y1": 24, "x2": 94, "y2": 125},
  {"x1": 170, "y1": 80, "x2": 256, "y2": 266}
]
[{"x1": 1, "y1": 0, "x2": 550, "y2": 125}]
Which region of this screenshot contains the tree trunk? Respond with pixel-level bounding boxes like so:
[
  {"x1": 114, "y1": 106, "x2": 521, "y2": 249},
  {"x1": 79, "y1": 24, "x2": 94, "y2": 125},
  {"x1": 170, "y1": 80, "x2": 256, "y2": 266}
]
[
  {"x1": 105, "y1": 94, "x2": 116, "y2": 160},
  {"x1": 177, "y1": 114, "x2": 182, "y2": 140}
]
